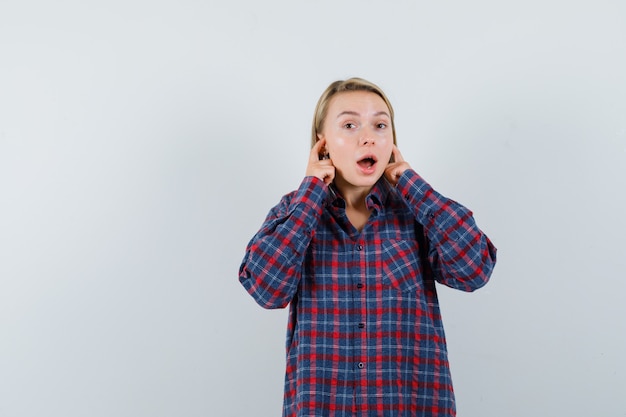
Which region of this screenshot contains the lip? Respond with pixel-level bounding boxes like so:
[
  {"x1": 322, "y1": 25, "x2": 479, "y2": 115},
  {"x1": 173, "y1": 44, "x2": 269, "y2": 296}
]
[{"x1": 356, "y1": 153, "x2": 378, "y2": 175}]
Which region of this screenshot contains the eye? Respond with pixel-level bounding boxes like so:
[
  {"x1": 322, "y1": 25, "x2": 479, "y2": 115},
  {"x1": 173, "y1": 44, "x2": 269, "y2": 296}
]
[
  {"x1": 377, "y1": 123, "x2": 387, "y2": 129},
  {"x1": 343, "y1": 122, "x2": 357, "y2": 129}
]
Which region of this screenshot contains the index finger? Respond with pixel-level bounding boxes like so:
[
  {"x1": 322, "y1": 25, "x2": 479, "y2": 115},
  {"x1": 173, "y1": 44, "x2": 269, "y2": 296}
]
[
  {"x1": 392, "y1": 145, "x2": 405, "y2": 163},
  {"x1": 311, "y1": 138, "x2": 326, "y2": 161}
]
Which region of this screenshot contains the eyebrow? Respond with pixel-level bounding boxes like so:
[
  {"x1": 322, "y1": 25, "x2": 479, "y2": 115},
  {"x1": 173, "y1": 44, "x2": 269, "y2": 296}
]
[{"x1": 336, "y1": 110, "x2": 391, "y2": 119}]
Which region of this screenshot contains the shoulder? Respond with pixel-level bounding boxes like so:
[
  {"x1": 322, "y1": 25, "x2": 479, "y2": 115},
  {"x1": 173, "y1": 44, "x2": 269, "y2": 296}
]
[{"x1": 271, "y1": 177, "x2": 330, "y2": 215}]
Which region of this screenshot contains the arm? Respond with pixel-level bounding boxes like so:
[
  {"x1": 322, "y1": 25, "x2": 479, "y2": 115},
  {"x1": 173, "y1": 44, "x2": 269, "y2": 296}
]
[
  {"x1": 238, "y1": 177, "x2": 328, "y2": 308},
  {"x1": 238, "y1": 139, "x2": 335, "y2": 308},
  {"x1": 386, "y1": 146, "x2": 497, "y2": 292}
]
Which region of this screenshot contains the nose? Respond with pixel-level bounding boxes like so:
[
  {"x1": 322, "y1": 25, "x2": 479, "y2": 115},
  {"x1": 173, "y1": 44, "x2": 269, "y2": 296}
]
[{"x1": 359, "y1": 127, "x2": 375, "y2": 145}]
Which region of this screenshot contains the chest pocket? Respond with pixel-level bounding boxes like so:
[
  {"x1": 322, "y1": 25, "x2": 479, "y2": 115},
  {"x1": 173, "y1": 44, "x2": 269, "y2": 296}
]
[{"x1": 381, "y1": 239, "x2": 423, "y2": 294}]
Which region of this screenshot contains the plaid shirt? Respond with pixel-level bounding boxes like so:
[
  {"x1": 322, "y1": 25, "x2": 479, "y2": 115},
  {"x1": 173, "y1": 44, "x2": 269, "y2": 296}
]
[{"x1": 239, "y1": 169, "x2": 497, "y2": 417}]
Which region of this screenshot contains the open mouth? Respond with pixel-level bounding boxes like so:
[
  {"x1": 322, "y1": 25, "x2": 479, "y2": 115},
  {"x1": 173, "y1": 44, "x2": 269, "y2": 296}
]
[{"x1": 357, "y1": 155, "x2": 378, "y2": 169}]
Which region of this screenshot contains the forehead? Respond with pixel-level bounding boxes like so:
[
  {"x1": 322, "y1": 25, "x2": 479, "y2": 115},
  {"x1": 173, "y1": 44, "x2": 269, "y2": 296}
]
[{"x1": 327, "y1": 90, "x2": 390, "y2": 115}]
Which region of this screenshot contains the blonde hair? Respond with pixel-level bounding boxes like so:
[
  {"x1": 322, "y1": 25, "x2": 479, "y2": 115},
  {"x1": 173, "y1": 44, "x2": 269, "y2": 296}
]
[{"x1": 310, "y1": 77, "x2": 397, "y2": 148}]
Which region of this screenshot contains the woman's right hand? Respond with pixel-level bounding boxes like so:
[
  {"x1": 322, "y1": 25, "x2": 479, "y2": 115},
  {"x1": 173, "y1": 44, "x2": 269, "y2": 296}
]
[{"x1": 305, "y1": 138, "x2": 335, "y2": 185}]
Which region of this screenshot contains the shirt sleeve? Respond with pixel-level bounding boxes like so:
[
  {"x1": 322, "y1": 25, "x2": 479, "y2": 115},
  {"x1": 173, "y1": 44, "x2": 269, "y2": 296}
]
[
  {"x1": 238, "y1": 176, "x2": 328, "y2": 308},
  {"x1": 396, "y1": 169, "x2": 497, "y2": 292}
]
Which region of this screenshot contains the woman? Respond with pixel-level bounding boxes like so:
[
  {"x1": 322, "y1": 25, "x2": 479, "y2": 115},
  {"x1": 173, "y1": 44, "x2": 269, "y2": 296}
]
[{"x1": 239, "y1": 77, "x2": 497, "y2": 416}]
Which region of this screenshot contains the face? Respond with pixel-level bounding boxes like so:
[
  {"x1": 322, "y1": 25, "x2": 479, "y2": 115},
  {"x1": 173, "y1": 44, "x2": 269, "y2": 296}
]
[{"x1": 317, "y1": 90, "x2": 394, "y2": 194}]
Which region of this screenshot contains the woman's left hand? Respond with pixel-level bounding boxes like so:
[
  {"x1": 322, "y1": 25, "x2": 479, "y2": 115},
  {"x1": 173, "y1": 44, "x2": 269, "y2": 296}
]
[{"x1": 384, "y1": 145, "x2": 411, "y2": 186}]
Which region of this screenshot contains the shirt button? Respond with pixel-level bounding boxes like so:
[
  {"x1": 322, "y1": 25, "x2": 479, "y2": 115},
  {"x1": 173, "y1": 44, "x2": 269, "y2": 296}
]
[
  {"x1": 356, "y1": 283, "x2": 364, "y2": 289},
  {"x1": 358, "y1": 323, "x2": 365, "y2": 329},
  {"x1": 357, "y1": 362, "x2": 364, "y2": 369},
  {"x1": 356, "y1": 244, "x2": 363, "y2": 251}
]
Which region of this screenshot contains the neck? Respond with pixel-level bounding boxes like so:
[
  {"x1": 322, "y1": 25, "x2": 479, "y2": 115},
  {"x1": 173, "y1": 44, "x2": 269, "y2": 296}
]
[{"x1": 333, "y1": 179, "x2": 372, "y2": 210}]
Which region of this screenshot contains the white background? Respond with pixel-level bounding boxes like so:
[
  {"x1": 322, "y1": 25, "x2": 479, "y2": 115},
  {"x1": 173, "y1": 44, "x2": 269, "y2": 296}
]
[{"x1": 1, "y1": 1, "x2": 625, "y2": 416}]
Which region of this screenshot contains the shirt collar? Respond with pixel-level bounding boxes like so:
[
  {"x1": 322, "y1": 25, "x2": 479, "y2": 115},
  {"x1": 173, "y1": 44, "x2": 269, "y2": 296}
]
[
  {"x1": 325, "y1": 178, "x2": 392, "y2": 213},
  {"x1": 366, "y1": 178, "x2": 392, "y2": 214}
]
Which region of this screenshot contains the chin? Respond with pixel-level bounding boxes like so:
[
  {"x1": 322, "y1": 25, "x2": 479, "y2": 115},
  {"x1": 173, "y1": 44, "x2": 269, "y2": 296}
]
[
  {"x1": 351, "y1": 176, "x2": 383, "y2": 188},
  {"x1": 336, "y1": 170, "x2": 384, "y2": 191}
]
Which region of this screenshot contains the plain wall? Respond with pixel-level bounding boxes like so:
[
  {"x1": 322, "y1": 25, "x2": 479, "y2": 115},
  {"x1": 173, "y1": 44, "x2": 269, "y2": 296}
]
[{"x1": 1, "y1": 1, "x2": 625, "y2": 416}]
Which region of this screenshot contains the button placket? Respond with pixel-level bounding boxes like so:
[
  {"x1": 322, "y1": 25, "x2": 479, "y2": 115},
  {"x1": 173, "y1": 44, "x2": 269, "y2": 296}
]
[{"x1": 353, "y1": 241, "x2": 366, "y2": 373}]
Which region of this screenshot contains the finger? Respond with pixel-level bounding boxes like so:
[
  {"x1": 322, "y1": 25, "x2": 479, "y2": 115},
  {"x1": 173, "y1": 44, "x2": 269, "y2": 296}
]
[
  {"x1": 386, "y1": 165, "x2": 399, "y2": 178},
  {"x1": 392, "y1": 145, "x2": 405, "y2": 163},
  {"x1": 310, "y1": 138, "x2": 326, "y2": 162},
  {"x1": 323, "y1": 167, "x2": 335, "y2": 184}
]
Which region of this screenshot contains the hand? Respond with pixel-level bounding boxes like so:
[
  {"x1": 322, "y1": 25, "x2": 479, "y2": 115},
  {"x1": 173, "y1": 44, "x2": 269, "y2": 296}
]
[
  {"x1": 384, "y1": 145, "x2": 412, "y2": 186},
  {"x1": 306, "y1": 138, "x2": 335, "y2": 185}
]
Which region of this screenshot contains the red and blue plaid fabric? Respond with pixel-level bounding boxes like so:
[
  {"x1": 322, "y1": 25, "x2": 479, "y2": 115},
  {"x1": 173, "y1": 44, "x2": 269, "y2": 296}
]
[{"x1": 239, "y1": 170, "x2": 497, "y2": 417}]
